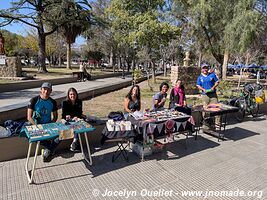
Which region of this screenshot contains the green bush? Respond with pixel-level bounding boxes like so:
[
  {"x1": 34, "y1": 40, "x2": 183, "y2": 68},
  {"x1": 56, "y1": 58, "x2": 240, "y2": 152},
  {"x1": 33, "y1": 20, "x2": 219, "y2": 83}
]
[{"x1": 133, "y1": 69, "x2": 143, "y2": 80}]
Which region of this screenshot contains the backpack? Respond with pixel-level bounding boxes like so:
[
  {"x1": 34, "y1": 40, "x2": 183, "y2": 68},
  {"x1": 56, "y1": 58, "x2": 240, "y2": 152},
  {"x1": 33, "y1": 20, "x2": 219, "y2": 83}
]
[
  {"x1": 4, "y1": 120, "x2": 26, "y2": 136},
  {"x1": 108, "y1": 111, "x2": 124, "y2": 121}
]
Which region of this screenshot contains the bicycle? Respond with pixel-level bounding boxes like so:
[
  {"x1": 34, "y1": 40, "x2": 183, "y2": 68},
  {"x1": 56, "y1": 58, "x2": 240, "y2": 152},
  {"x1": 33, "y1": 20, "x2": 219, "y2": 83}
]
[{"x1": 230, "y1": 83, "x2": 262, "y2": 122}]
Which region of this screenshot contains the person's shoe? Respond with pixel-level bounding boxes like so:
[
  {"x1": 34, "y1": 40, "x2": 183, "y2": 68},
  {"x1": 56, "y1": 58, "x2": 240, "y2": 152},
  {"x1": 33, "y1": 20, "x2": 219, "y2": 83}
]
[
  {"x1": 42, "y1": 148, "x2": 53, "y2": 162},
  {"x1": 70, "y1": 141, "x2": 80, "y2": 152}
]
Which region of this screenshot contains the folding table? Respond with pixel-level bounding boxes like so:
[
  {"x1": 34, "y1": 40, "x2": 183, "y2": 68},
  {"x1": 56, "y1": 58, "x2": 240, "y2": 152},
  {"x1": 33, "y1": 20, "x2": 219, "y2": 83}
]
[{"x1": 23, "y1": 121, "x2": 95, "y2": 184}]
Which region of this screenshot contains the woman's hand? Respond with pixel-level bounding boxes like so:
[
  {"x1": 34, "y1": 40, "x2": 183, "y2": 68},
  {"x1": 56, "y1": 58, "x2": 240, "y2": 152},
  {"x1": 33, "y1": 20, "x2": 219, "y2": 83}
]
[{"x1": 73, "y1": 117, "x2": 79, "y2": 121}]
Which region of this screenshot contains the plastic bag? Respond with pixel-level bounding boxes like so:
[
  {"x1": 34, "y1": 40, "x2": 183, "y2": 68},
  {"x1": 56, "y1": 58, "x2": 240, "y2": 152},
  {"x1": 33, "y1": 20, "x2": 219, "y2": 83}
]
[{"x1": 0, "y1": 126, "x2": 11, "y2": 138}]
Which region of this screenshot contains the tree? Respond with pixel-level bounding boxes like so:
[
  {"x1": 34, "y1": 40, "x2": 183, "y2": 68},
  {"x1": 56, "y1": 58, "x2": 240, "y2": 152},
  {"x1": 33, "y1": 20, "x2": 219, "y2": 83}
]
[
  {"x1": 108, "y1": 0, "x2": 180, "y2": 82},
  {"x1": 0, "y1": 0, "x2": 93, "y2": 72},
  {"x1": 0, "y1": 29, "x2": 23, "y2": 56},
  {"x1": 84, "y1": 0, "x2": 117, "y2": 72},
  {"x1": 0, "y1": 0, "x2": 68, "y2": 72},
  {"x1": 59, "y1": 0, "x2": 93, "y2": 69},
  {"x1": 173, "y1": 0, "x2": 266, "y2": 79}
]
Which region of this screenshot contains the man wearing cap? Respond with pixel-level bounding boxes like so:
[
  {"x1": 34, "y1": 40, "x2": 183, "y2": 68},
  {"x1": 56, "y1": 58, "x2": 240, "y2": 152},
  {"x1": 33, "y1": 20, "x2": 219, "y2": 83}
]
[
  {"x1": 196, "y1": 63, "x2": 219, "y2": 105},
  {"x1": 27, "y1": 82, "x2": 58, "y2": 162}
]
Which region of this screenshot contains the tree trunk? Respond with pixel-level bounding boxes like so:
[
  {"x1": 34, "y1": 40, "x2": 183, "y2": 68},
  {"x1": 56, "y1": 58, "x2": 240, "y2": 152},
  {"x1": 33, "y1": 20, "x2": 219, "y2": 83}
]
[
  {"x1": 58, "y1": 54, "x2": 62, "y2": 67},
  {"x1": 245, "y1": 52, "x2": 250, "y2": 66},
  {"x1": 66, "y1": 42, "x2": 72, "y2": 70},
  {"x1": 222, "y1": 50, "x2": 229, "y2": 80},
  {"x1": 163, "y1": 60, "x2": 167, "y2": 77},
  {"x1": 109, "y1": 48, "x2": 114, "y2": 73},
  {"x1": 37, "y1": 32, "x2": 47, "y2": 73},
  {"x1": 152, "y1": 62, "x2": 156, "y2": 83},
  {"x1": 198, "y1": 51, "x2": 202, "y2": 68}
]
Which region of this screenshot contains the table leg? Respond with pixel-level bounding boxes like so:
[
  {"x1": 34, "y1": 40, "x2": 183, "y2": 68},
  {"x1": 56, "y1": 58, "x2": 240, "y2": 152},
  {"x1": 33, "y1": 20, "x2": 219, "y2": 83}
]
[
  {"x1": 25, "y1": 141, "x2": 40, "y2": 184},
  {"x1": 78, "y1": 133, "x2": 92, "y2": 165}
]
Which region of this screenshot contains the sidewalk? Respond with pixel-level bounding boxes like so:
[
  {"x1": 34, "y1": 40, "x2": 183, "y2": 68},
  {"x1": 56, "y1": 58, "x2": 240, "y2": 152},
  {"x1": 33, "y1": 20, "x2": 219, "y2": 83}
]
[
  {"x1": 0, "y1": 115, "x2": 266, "y2": 199},
  {"x1": 0, "y1": 76, "x2": 134, "y2": 123}
]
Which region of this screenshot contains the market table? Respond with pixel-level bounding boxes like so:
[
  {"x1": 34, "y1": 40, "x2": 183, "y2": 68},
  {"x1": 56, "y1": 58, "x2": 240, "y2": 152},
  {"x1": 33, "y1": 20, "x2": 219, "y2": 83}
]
[
  {"x1": 23, "y1": 120, "x2": 95, "y2": 184},
  {"x1": 193, "y1": 103, "x2": 239, "y2": 141},
  {"x1": 128, "y1": 109, "x2": 195, "y2": 161}
]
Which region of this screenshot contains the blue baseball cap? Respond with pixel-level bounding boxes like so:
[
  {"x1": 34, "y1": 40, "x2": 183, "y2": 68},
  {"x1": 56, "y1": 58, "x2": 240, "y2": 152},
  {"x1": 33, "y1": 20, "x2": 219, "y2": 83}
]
[{"x1": 201, "y1": 63, "x2": 209, "y2": 69}]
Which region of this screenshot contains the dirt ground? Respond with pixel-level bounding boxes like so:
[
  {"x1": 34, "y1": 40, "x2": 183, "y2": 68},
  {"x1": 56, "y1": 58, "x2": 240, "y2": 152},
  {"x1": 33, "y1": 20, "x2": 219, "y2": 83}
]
[{"x1": 83, "y1": 80, "x2": 154, "y2": 118}]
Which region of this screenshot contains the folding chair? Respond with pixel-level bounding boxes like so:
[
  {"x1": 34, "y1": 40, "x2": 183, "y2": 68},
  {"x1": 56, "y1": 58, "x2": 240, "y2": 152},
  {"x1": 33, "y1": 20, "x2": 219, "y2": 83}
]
[{"x1": 106, "y1": 138, "x2": 131, "y2": 162}]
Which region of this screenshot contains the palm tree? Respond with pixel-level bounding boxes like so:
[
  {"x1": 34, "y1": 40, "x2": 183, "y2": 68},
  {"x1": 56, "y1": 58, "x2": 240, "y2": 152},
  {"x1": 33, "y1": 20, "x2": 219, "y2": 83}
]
[{"x1": 59, "y1": 0, "x2": 93, "y2": 69}]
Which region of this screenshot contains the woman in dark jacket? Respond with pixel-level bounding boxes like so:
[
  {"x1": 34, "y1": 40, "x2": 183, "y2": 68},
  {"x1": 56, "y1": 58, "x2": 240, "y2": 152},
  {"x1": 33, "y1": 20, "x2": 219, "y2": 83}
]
[
  {"x1": 169, "y1": 79, "x2": 191, "y2": 115},
  {"x1": 62, "y1": 87, "x2": 85, "y2": 151}
]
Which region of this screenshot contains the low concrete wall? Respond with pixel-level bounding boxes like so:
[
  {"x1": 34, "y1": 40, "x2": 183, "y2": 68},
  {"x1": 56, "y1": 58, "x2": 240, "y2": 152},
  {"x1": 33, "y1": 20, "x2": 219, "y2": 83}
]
[
  {"x1": 0, "y1": 123, "x2": 105, "y2": 162},
  {"x1": 0, "y1": 72, "x2": 130, "y2": 93},
  {"x1": 0, "y1": 77, "x2": 77, "y2": 93}
]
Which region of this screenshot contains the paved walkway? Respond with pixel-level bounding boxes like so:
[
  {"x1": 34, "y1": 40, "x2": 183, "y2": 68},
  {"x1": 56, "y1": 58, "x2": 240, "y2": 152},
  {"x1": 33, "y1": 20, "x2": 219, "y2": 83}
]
[
  {"x1": 0, "y1": 115, "x2": 266, "y2": 200},
  {"x1": 0, "y1": 76, "x2": 132, "y2": 112}
]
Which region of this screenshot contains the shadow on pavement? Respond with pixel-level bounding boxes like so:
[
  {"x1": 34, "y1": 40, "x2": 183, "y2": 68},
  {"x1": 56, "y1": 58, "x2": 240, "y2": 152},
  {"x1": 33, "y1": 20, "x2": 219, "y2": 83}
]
[
  {"x1": 223, "y1": 127, "x2": 260, "y2": 141},
  {"x1": 85, "y1": 135, "x2": 220, "y2": 177}
]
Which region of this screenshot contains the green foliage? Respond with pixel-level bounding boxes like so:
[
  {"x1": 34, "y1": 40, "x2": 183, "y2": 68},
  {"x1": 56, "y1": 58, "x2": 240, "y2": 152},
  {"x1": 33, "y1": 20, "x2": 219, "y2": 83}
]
[
  {"x1": 173, "y1": 0, "x2": 265, "y2": 65},
  {"x1": 86, "y1": 50, "x2": 104, "y2": 61},
  {"x1": 58, "y1": 0, "x2": 93, "y2": 44},
  {"x1": 224, "y1": 0, "x2": 262, "y2": 53},
  {"x1": 216, "y1": 80, "x2": 234, "y2": 97},
  {"x1": 1, "y1": 30, "x2": 22, "y2": 56},
  {"x1": 133, "y1": 69, "x2": 143, "y2": 80},
  {"x1": 107, "y1": 0, "x2": 180, "y2": 63}
]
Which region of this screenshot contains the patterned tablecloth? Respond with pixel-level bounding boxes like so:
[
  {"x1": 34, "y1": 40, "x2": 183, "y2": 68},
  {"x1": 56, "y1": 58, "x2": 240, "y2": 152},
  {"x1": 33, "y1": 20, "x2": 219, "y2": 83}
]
[
  {"x1": 24, "y1": 121, "x2": 95, "y2": 143},
  {"x1": 128, "y1": 113, "x2": 194, "y2": 140},
  {"x1": 193, "y1": 103, "x2": 239, "y2": 117}
]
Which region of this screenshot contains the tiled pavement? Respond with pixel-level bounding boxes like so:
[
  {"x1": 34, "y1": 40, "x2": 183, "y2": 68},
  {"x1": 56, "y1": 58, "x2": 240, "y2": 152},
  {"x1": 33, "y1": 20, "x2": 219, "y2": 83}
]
[{"x1": 1, "y1": 115, "x2": 266, "y2": 200}]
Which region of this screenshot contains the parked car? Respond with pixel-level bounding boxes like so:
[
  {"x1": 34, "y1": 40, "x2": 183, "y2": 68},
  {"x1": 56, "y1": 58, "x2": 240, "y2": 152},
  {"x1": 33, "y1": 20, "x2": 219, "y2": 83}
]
[
  {"x1": 101, "y1": 62, "x2": 109, "y2": 68},
  {"x1": 248, "y1": 71, "x2": 267, "y2": 79}
]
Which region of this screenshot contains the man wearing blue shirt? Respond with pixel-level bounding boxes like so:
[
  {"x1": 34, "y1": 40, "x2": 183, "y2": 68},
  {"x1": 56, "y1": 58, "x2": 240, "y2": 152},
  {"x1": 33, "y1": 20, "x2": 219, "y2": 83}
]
[
  {"x1": 196, "y1": 63, "x2": 219, "y2": 105},
  {"x1": 27, "y1": 82, "x2": 58, "y2": 162}
]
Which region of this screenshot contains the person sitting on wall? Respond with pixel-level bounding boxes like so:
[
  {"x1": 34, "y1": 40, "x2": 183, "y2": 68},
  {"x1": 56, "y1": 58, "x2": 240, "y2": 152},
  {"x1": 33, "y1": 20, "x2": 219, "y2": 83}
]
[
  {"x1": 27, "y1": 82, "x2": 58, "y2": 162},
  {"x1": 169, "y1": 79, "x2": 191, "y2": 115},
  {"x1": 62, "y1": 87, "x2": 86, "y2": 152},
  {"x1": 123, "y1": 85, "x2": 141, "y2": 119},
  {"x1": 153, "y1": 82, "x2": 169, "y2": 111}
]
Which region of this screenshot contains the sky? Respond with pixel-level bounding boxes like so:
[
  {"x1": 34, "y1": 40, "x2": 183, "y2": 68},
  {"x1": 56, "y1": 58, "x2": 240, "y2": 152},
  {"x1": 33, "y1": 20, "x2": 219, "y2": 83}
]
[{"x1": 0, "y1": 0, "x2": 86, "y2": 47}]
